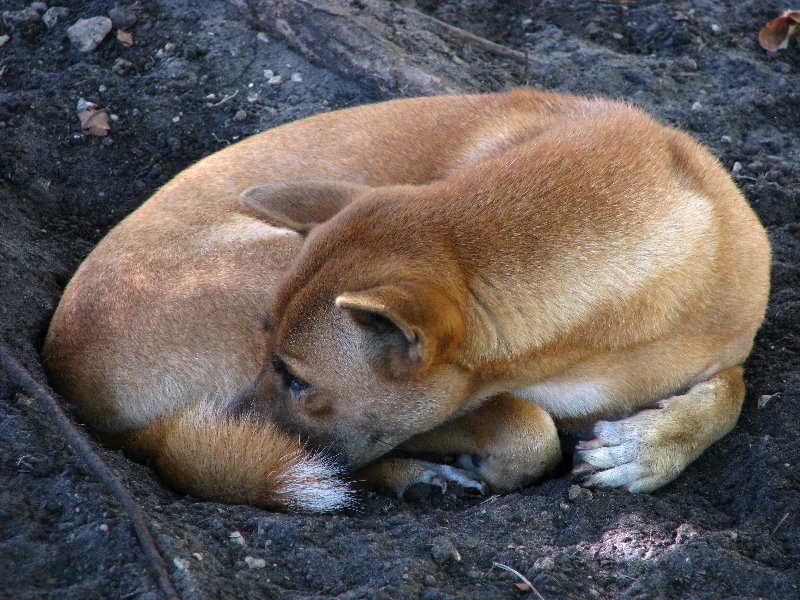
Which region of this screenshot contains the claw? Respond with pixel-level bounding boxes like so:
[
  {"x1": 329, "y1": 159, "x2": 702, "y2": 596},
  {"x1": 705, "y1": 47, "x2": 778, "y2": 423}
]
[
  {"x1": 571, "y1": 462, "x2": 596, "y2": 477},
  {"x1": 399, "y1": 472, "x2": 447, "y2": 500},
  {"x1": 575, "y1": 438, "x2": 604, "y2": 451}
]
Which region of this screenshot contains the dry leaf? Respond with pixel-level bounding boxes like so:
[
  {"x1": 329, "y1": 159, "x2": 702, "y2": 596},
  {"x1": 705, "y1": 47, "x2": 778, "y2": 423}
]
[
  {"x1": 514, "y1": 582, "x2": 532, "y2": 592},
  {"x1": 79, "y1": 108, "x2": 111, "y2": 136},
  {"x1": 0, "y1": 34, "x2": 10, "y2": 48},
  {"x1": 759, "y1": 10, "x2": 800, "y2": 51},
  {"x1": 117, "y1": 29, "x2": 134, "y2": 47}
]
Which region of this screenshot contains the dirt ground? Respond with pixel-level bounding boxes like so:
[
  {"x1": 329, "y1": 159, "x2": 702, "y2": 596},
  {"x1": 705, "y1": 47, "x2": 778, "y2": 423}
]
[{"x1": 1, "y1": 0, "x2": 798, "y2": 598}]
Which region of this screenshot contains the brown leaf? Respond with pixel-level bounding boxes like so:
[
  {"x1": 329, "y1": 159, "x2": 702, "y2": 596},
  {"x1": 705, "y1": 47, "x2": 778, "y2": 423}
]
[
  {"x1": 79, "y1": 108, "x2": 111, "y2": 136},
  {"x1": 759, "y1": 10, "x2": 800, "y2": 52},
  {"x1": 514, "y1": 582, "x2": 532, "y2": 592},
  {"x1": 117, "y1": 29, "x2": 134, "y2": 47}
]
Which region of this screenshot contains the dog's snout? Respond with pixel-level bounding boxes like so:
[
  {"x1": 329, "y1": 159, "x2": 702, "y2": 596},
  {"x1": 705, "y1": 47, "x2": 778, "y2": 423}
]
[{"x1": 227, "y1": 385, "x2": 258, "y2": 417}]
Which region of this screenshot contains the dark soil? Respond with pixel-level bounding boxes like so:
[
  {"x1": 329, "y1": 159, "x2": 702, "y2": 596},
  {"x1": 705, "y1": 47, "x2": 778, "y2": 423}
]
[{"x1": 1, "y1": 1, "x2": 798, "y2": 598}]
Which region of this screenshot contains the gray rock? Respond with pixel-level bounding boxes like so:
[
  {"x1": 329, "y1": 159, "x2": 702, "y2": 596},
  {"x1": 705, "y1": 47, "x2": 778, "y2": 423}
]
[
  {"x1": 430, "y1": 536, "x2": 461, "y2": 565},
  {"x1": 567, "y1": 484, "x2": 593, "y2": 502},
  {"x1": 2, "y1": 7, "x2": 41, "y2": 23},
  {"x1": 42, "y1": 6, "x2": 69, "y2": 28},
  {"x1": 108, "y1": 6, "x2": 137, "y2": 29},
  {"x1": 67, "y1": 16, "x2": 112, "y2": 53}
]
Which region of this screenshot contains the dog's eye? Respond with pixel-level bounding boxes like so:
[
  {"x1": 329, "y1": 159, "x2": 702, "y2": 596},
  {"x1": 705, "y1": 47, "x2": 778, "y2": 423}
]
[
  {"x1": 271, "y1": 353, "x2": 310, "y2": 394},
  {"x1": 286, "y1": 375, "x2": 309, "y2": 394}
]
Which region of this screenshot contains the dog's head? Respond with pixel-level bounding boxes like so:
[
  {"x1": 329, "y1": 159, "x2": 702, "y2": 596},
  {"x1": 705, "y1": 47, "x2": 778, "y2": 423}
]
[{"x1": 231, "y1": 180, "x2": 471, "y2": 468}]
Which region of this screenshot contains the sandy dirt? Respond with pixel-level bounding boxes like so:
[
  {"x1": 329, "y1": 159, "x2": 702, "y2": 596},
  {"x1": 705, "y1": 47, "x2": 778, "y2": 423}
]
[{"x1": 1, "y1": 0, "x2": 798, "y2": 598}]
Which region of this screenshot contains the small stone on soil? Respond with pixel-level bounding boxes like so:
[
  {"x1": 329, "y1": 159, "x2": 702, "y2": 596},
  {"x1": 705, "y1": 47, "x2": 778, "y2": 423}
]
[
  {"x1": 42, "y1": 6, "x2": 69, "y2": 29},
  {"x1": 2, "y1": 7, "x2": 41, "y2": 23},
  {"x1": 245, "y1": 556, "x2": 267, "y2": 569},
  {"x1": 229, "y1": 530, "x2": 246, "y2": 545},
  {"x1": 108, "y1": 7, "x2": 137, "y2": 29},
  {"x1": 430, "y1": 536, "x2": 461, "y2": 564},
  {"x1": 568, "y1": 484, "x2": 593, "y2": 502},
  {"x1": 67, "y1": 17, "x2": 113, "y2": 53}
]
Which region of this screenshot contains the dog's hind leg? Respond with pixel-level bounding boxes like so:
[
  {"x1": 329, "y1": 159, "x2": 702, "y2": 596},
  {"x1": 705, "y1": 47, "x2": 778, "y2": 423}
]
[
  {"x1": 574, "y1": 365, "x2": 745, "y2": 492},
  {"x1": 356, "y1": 394, "x2": 561, "y2": 496}
]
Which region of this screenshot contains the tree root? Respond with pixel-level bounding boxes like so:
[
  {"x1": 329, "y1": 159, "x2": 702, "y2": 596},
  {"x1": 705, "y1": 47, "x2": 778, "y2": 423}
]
[
  {"x1": 229, "y1": 0, "x2": 527, "y2": 95},
  {"x1": 0, "y1": 341, "x2": 181, "y2": 600}
]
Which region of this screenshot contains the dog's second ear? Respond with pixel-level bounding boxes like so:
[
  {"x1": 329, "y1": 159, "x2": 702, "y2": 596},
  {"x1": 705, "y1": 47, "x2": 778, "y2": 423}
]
[
  {"x1": 240, "y1": 180, "x2": 369, "y2": 234},
  {"x1": 336, "y1": 284, "x2": 464, "y2": 377}
]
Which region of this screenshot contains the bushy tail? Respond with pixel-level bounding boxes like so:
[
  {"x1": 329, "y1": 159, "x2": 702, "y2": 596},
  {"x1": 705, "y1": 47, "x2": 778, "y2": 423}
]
[{"x1": 106, "y1": 407, "x2": 353, "y2": 512}]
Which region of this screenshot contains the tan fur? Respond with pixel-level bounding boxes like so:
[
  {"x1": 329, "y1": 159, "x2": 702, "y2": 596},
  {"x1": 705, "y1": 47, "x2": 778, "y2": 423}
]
[{"x1": 44, "y1": 89, "x2": 770, "y2": 508}]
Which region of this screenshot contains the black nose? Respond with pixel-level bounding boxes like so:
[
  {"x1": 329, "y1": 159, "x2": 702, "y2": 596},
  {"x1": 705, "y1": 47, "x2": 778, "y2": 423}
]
[{"x1": 226, "y1": 385, "x2": 257, "y2": 417}]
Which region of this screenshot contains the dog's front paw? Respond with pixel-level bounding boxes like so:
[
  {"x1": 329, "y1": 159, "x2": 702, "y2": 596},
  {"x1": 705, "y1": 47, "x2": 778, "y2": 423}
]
[
  {"x1": 356, "y1": 457, "x2": 488, "y2": 500},
  {"x1": 415, "y1": 461, "x2": 489, "y2": 496},
  {"x1": 573, "y1": 405, "x2": 688, "y2": 493}
]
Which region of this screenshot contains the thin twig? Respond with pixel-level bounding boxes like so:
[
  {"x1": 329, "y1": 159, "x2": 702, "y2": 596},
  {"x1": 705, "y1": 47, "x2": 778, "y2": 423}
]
[
  {"x1": 406, "y1": 6, "x2": 529, "y2": 63},
  {"x1": 0, "y1": 341, "x2": 180, "y2": 600},
  {"x1": 771, "y1": 512, "x2": 790, "y2": 536},
  {"x1": 211, "y1": 89, "x2": 239, "y2": 106},
  {"x1": 492, "y1": 562, "x2": 546, "y2": 599}
]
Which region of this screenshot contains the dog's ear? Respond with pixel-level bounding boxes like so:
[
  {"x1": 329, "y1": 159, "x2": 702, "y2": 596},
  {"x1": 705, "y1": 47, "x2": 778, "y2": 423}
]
[
  {"x1": 336, "y1": 284, "x2": 463, "y2": 377},
  {"x1": 240, "y1": 180, "x2": 369, "y2": 235}
]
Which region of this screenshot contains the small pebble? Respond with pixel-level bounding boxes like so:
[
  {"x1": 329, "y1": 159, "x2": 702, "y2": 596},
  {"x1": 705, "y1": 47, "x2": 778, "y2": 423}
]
[
  {"x1": 192, "y1": 552, "x2": 204, "y2": 561},
  {"x1": 112, "y1": 57, "x2": 133, "y2": 75},
  {"x1": 245, "y1": 556, "x2": 266, "y2": 569},
  {"x1": 758, "y1": 393, "x2": 777, "y2": 409},
  {"x1": 291, "y1": 72, "x2": 303, "y2": 82},
  {"x1": 720, "y1": 135, "x2": 732, "y2": 144},
  {"x1": 108, "y1": 6, "x2": 137, "y2": 29},
  {"x1": 567, "y1": 484, "x2": 593, "y2": 502},
  {"x1": 534, "y1": 556, "x2": 555, "y2": 571},
  {"x1": 67, "y1": 16, "x2": 113, "y2": 53},
  {"x1": 98, "y1": 523, "x2": 109, "y2": 532},
  {"x1": 691, "y1": 101, "x2": 703, "y2": 111},
  {"x1": 678, "y1": 56, "x2": 698, "y2": 71},
  {"x1": 173, "y1": 557, "x2": 190, "y2": 570},
  {"x1": 233, "y1": 109, "x2": 247, "y2": 122},
  {"x1": 3, "y1": 7, "x2": 40, "y2": 23},
  {"x1": 268, "y1": 75, "x2": 283, "y2": 85},
  {"x1": 42, "y1": 6, "x2": 69, "y2": 28},
  {"x1": 229, "y1": 530, "x2": 246, "y2": 545},
  {"x1": 430, "y1": 536, "x2": 461, "y2": 565}
]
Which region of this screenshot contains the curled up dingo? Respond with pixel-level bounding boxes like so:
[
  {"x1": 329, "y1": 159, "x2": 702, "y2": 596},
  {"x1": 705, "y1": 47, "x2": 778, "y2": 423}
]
[{"x1": 44, "y1": 89, "x2": 770, "y2": 511}]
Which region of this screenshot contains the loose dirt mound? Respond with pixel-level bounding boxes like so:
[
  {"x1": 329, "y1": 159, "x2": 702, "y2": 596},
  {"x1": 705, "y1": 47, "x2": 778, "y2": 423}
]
[{"x1": 1, "y1": 1, "x2": 798, "y2": 598}]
